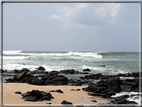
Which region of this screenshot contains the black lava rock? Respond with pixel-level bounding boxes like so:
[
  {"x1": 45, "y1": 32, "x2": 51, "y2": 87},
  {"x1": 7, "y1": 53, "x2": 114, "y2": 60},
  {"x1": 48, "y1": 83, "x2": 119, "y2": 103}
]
[
  {"x1": 24, "y1": 96, "x2": 38, "y2": 102},
  {"x1": 56, "y1": 89, "x2": 63, "y2": 93},
  {"x1": 36, "y1": 66, "x2": 46, "y2": 71},
  {"x1": 61, "y1": 100, "x2": 73, "y2": 105},
  {"x1": 21, "y1": 90, "x2": 54, "y2": 102},
  {"x1": 21, "y1": 68, "x2": 30, "y2": 73},
  {"x1": 83, "y1": 68, "x2": 91, "y2": 72},
  {"x1": 15, "y1": 91, "x2": 22, "y2": 94}
]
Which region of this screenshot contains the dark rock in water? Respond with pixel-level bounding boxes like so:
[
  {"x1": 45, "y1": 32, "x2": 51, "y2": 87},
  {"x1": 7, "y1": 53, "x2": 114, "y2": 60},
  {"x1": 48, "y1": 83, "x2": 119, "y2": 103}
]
[
  {"x1": 14, "y1": 71, "x2": 28, "y2": 81},
  {"x1": 82, "y1": 77, "x2": 123, "y2": 98},
  {"x1": 131, "y1": 72, "x2": 139, "y2": 77},
  {"x1": 21, "y1": 68, "x2": 30, "y2": 73},
  {"x1": 83, "y1": 68, "x2": 91, "y2": 72},
  {"x1": 112, "y1": 98, "x2": 137, "y2": 104},
  {"x1": 61, "y1": 100, "x2": 73, "y2": 105},
  {"x1": 81, "y1": 73, "x2": 102, "y2": 79},
  {"x1": 24, "y1": 96, "x2": 38, "y2": 102},
  {"x1": 36, "y1": 66, "x2": 45, "y2": 71},
  {"x1": 14, "y1": 69, "x2": 21, "y2": 73},
  {"x1": 120, "y1": 85, "x2": 132, "y2": 92},
  {"x1": 30, "y1": 70, "x2": 47, "y2": 75},
  {"x1": 60, "y1": 69, "x2": 80, "y2": 74},
  {"x1": 15, "y1": 91, "x2": 22, "y2": 94},
  {"x1": 99, "y1": 65, "x2": 105, "y2": 67},
  {"x1": 49, "y1": 70, "x2": 59, "y2": 75}
]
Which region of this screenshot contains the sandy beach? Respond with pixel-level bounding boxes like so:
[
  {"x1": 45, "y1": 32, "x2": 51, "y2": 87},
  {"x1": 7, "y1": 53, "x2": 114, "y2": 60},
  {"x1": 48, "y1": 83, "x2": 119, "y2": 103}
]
[{"x1": 2, "y1": 83, "x2": 112, "y2": 106}]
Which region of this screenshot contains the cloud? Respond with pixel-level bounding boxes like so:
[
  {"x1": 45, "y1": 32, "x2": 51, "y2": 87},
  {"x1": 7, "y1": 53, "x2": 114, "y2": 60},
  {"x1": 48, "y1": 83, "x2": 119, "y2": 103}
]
[{"x1": 50, "y1": 3, "x2": 124, "y2": 27}]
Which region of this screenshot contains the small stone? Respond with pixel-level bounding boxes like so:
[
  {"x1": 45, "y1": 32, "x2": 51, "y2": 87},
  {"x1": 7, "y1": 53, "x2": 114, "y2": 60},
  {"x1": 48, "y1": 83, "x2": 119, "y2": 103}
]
[
  {"x1": 76, "y1": 89, "x2": 80, "y2": 91},
  {"x1": 15, "y1": 91, "x2": 22, "y2": 94},
  {"x1": 61, "y1": 100, "x2": 73, "y2": 105},
  {"x1": 70, "y1": 89, "x2": 76, "y2": 91},
  {"x1": 56, "y1": 89, "x2": 63, "y2": 93},
  {"x1": 91, "y1": 100, "x2": 97, "y2": 102}
]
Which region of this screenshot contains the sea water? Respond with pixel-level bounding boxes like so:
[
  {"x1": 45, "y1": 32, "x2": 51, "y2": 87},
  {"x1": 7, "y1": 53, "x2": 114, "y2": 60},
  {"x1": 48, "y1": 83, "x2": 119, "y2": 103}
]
[{"x1": 2, "y1": 50, "x2": 139, "y2": 74}]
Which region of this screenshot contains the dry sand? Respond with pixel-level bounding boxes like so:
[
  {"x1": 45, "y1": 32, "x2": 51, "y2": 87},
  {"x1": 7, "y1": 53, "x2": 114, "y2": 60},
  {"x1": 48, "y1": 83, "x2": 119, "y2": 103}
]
[{"x1": 2, "y1": 83, "x2": 112, "y2": 106}]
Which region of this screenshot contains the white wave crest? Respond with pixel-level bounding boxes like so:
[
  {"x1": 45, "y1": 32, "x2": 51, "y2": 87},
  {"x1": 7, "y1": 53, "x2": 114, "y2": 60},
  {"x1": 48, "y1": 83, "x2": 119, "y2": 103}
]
[
  {"x1": 3, "y1": 63, "x2": 68, "y2": 71},
  {"x1": 68, "y1": 51, "x2": 103, "y2": 58},
  {"x1": 82, "y1": 65, "x2": 104, "y2": 71},
  {"x1": 3, "y1": 56, "x2": 28, "y2": 60},
  {"x1": 3, "y1": 63, "x2": 39, "y2": 71},
  {"x1": 3, "y1": 50, "x2": 22, "y2": 55},
  {"x1": 3, "y1": 51, "x2": 103, "y2": 59}
]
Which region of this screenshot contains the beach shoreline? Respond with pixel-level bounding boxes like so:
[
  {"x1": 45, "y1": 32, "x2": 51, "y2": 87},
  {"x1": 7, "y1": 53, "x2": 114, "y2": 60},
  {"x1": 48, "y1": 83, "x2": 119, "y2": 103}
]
[{"x1": 3, "y1": 83, "x2": 112, "y2": 105}]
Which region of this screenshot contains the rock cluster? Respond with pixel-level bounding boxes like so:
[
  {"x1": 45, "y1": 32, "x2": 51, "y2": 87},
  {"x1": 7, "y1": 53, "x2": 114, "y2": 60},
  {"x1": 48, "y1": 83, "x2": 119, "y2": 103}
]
[
  {"x1": 21, "y1": 90, "x2": 54, "y2": 101},
  {"x1": 41, "y1": 74, "x2": 68, "y2": 85},
  {"x1": 82, "y1": 73, "x2": 140, "y2": 104},
  {"x1": 6, "y1": 71, "x2": 69, "y2": 85},
  {"x1": 50, "y1": 89, "x2": 63, "y2": 93}
]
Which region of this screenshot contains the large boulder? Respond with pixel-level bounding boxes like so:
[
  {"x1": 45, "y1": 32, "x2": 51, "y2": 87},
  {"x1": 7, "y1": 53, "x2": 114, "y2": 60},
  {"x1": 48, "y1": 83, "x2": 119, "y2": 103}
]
[
  {"x1": 21, "y1": 90, "x2": 54, "y2": 102},
  {"x1": 49, "y1": 70, "x2": 59, "y2": 75},
  {"x1": 14, "y1": 71, "x2": 28, "y2": 81},
  {"x1": 29, "y1": 78, "x2": 42, "y2": 85},
  {"x1": 30, "y1": 90, "x2": 43, "y2": 99},
  {"x1": 41, "y1": 74, "x2": 69, "y2": 85},
  {"x1": 81, "y1": 73, "x2": 102, "y2": 79}
]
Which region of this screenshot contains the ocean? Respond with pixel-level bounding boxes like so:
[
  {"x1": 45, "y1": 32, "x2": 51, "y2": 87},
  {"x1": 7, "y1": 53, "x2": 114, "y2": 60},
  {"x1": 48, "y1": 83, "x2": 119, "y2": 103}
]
[{"x1": 2, "y1": 50, "x2": 139, "y2": 75}]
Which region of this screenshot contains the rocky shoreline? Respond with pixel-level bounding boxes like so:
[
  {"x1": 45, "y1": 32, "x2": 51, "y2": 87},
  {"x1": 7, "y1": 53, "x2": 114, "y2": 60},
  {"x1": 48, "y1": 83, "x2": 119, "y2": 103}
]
[{"x1": 1, "y1": 66, "x2": 142, "y2": 106}]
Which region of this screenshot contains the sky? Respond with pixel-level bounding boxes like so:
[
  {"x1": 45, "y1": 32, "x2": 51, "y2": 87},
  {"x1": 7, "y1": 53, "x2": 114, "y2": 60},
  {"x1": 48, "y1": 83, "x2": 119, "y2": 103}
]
[{"x1": 3, "y1": 2, "x2": 140, "y2": 52}]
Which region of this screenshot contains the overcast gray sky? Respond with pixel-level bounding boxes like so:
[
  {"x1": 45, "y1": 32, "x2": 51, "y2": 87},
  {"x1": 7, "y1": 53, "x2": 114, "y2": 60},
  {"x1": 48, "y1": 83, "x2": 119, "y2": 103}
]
[{"x1": 3, "y1": 3, "x2": 139, "y2": 52}]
